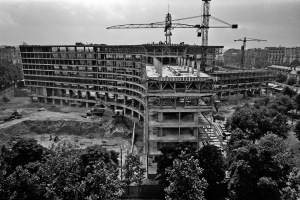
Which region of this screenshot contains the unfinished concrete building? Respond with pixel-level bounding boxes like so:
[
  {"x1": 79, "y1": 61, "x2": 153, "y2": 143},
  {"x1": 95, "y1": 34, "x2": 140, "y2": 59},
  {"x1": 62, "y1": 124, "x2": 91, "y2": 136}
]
[{"x1": 20, "y1": 43, "x2": 222, "y2": 176}]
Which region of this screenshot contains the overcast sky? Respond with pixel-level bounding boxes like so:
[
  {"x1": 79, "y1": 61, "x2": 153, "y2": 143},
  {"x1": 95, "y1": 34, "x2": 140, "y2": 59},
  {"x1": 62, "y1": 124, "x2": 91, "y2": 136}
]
[{"x1": 0, "y1": 0, "x2": 299, "y2": 49}]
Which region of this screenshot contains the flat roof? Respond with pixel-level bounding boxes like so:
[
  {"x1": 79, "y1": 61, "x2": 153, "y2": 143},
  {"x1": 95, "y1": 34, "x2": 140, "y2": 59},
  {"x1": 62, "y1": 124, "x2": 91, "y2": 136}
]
[{"x1": 146, "y1": 65, "x2": 210, "y2": 78}]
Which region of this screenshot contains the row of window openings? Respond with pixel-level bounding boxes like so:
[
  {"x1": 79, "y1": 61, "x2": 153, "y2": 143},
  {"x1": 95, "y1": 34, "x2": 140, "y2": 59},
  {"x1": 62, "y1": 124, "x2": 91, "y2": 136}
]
[
  {"x1": 24, "y1": 78, "x2": 144, "y2": 90},
  {"x1": 21, "y1": 53, "x2": 143, "y2": 60},
  {"x1": 21, "y1": 60, "x2": 143, "y2": 67},
  {"x1": 25, "y1": 81, "x2": 144, "y2": 97},
  {"x1": 23, "y1": 70, "x2": 141, "y2": 77}
]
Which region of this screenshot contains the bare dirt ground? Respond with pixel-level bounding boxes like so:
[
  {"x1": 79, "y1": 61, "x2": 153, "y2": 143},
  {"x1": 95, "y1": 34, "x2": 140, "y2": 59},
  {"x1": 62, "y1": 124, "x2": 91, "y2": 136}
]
[{"x1": 0, "y1": 95, "x2": 142, "y2": 163}]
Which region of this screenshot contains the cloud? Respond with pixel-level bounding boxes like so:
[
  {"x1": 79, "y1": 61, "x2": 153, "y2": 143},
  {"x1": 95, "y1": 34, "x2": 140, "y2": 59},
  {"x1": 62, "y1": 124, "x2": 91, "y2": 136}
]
[
  {"x1": 0, "y1": 0, "x2": 299, "y2": 47},
  {"x1": 0, "y1": 11, "x2": 18, "y2": 28}
]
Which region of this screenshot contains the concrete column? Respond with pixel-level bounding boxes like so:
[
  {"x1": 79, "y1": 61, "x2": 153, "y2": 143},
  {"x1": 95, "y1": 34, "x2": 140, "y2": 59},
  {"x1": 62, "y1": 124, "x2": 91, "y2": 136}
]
[
  {"x1": 131, "y1": 110, "x2": 134, "y2": 118},
  {"x1": 196, "y1": 62, "x2": 200, "y2": 77},
  {"x1": 194, "y1": 112, "x2": 198, "y2": 123},
  {"x1": 158, "y1": 112, "x2": 163, "y2": 122},
  {"x1": 124, "y1": 96, "x2": 127, "y2": 105},
  {"x1": 159, "y1": 59, "x2": 162, "y2": 77},
  {"x1": 60, "y1": 99, "x2": 63, "y2": 106},
  {"x1": 192, "y1": 61, "x2": 195, "y2": 74},
  {"x1": 159, "y1": 127, "x2": 163, "y2": 137},
  {"x1": 114, "y1": 94, "x2": 118, "y2": 103},
  {"x1": 193, "y1": 127, "x2": 197, "y2": 137},
  {"x1": 187, "y1": 59, "x2": 190, "y2": 73},
  {"x1": 52, "y1": 99, "x2": 55, "y2": 105},
  {"x1": 86, "y1": 102, "x2": 89, "y2": 108},
  {"x1": 131, "y1": 99, "x2": 135, "y2": 108},
  {"x1": 105, "y1": 93, "x2": 108, "y2": 102}
]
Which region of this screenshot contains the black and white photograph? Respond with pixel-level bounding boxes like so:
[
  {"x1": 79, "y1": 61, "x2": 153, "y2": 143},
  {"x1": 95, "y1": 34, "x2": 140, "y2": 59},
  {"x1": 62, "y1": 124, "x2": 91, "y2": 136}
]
[{"x1": 0, "y1": 0, "x2": 300, "y2": 199}]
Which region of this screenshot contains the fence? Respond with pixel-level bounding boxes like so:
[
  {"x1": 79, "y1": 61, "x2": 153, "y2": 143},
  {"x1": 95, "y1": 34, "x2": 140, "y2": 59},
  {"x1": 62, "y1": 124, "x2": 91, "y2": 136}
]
[
  {"x1": 120, "y1": 185, "x2": 165, "y2": 199},
  {"x1": 120, "y1": 183, "x2": 228, "y2": 199}
]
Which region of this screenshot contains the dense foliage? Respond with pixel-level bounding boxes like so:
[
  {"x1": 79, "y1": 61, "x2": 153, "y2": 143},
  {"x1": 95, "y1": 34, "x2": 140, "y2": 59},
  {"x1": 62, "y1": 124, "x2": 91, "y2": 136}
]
[
  {"x1": 227, "y1": 134, "x2": 295, "y2": 200},
  {"x1": 0, "y1": 139, "x2": 125, "y2": 200},
  {"x1": 164, "y1": 151, "x2": 207, "y2": 200},
  {"x1": 123, "y1": 154, "x2": 145, "y2": 186},
  {"x1": 226, "y1": 104, "x2": 289, "y2": 142},
  {"x1": 275, "y1": 73, "x2": 287, "y2": 83},
  {"x1": 157, "y1": 143, "x2": 226, "y2": 200},
  {"x1": 287, "y1": 76, "x2": 297, "y2": 86},
  {"x1": 0, "y1": 60, "x2": 23, "y2": 87}
]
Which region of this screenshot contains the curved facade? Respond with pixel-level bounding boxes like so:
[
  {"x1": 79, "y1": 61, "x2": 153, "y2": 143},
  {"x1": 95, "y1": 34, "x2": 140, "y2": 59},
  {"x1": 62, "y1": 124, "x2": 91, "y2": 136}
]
[{"x1": 20, "y1": 43, "x2": 223, "y2": 176}]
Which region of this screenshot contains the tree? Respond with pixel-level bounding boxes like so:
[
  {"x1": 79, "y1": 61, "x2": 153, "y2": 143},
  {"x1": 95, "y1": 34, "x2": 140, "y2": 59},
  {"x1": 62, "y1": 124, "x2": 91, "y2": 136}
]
[
  {"x1": 164, "y1": 151, "x2": 208, "y2": 200},
  {"x1": 227, "y1": 134, "x2": 295, "y2": 200},
  {"x1": 0, "y1": 141, "x2": 125, "y2": 200},
  {"x1": 275, "y1": 73, "x2": 287, "y2": 83},
  {"x1": 293, "y1": 93, "x2": 300, "y2": 111},
  {"x1": 281, "y1": 167, "x2": 300, "y2": 200},
  {"x1": 268, "y1": 95, "x2": 295, "y2": 114},
  {"x1": 195, "y1": 145, "x2": 226, "y2": 199},
  {"x1": 0, "y1": 60, "x2": 23, "y2": 87},
  {"x1": 157, "y1": 143, "x2": 196, "y2": 185},
  {"x1": 83, "y1": 160, "x2": 125, "y2": 200},
  {"x1": 291, "y1": 60, "x2": 300, "y2": 67},
  {"x1": 287, "y1": 76, "x2": 297, "y2": 86},
  {"x1": 80, "y1": 145, "x2": 119, "y2": 172},
  {"x1": 282, "y1": 86, "x2": 297, "y2": 98},
  {"x1": 123, "y1": 154, "x2": 145, "y2": 186},
  {"x1": 4, "y1": 166, "x2": 41, "y2": 200},
  {"x1": 0, "y1": 139, "x2": 47, "y2": 175},
  {"x1": 294, "y1": 121, "x2": 300, "y2": 141},
  {"x1": 226, "y1": 106, "x2": 289, "y2": 142},
  {"x1": 37, "y1": 146, "x2": 124, "y2": 200}
]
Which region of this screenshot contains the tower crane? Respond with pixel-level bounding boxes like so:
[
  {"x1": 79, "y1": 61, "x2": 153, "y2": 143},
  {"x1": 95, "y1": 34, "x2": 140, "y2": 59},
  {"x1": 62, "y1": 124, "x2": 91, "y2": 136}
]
[
  {"x1": 107, "y1": 0, "x2": 237, "y2": 72},
  {"x1": 107, "y1": 1, "x2": 237, "y2": 45},
  {"x1": 234, "y1": 37, "x2": 267, "y2": 70}
]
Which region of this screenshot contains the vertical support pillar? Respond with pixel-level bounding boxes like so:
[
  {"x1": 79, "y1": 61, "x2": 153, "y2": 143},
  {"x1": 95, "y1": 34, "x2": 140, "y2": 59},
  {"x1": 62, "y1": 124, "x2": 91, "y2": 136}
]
[
  {"x1": 60, "y1": 99, "x2": 63, "y2": 106},
  {"x1": 159, "y1": 58, "x2": 162, "y2": 77},
  {"x1": 192, "y1": 61, "x2": 195, "y2": 74},
  {"x1": 114, "y1": 94, "x2": 118, "y2": 103},
  {"x1": 86, "y1": 102, "x2": 89, "y2": 108},
  {"x1": 194, "y1": 112, "x2": 198, "y2": 123},
  {"x1": 158, "y1": 112, "x2": 163, "y2": 122},
  {"x1": 124, "y1": 96, "x2": 127, "y2": 105},
  {"x1": 196, "y1": 62, "x2": 200, "y2": 77},
  {"x1": 193, "y1": 127, "x2": 197, "y2": 137},
  {"x1": 105, "y1": 93, "x2": 108, "y2": 102},
  {"x1": 187, "y1": 58, "x2": 190, "y2": 73}
]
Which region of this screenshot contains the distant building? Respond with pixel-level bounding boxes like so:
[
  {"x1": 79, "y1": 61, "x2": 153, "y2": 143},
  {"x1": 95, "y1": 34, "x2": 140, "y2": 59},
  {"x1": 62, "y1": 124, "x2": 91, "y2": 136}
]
[
  {"x1": 285, "y1": 47, "x2": 300, "y2": 65},
  {"x1": 265, "y1": 46, "x2": 286, "y2": 65},
  {"x1": 223, "y1": 48, "x2": 242, "y2": 66},
  {"x1": 0, "y1": 46, "x2": 21, "y2": 64},
  {"x1": 244, "y1": 48, "x2": 268, "y2": 68}
]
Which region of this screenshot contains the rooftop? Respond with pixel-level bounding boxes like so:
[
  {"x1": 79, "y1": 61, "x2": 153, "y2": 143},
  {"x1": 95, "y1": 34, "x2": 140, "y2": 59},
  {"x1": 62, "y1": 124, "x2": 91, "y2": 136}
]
[{"x1": 146, "y1": 65, "x2": 210, "y2": 78}]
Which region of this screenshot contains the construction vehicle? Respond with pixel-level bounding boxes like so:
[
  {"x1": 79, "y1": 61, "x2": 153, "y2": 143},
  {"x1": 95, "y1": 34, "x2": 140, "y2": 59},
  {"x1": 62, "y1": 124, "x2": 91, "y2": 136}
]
[
  {"x1": 84, "y1": 99, "x2": 124, "y2": 118},
  {"x1": 86, "y1": 104, "x2": 105, "y2": 117},
  {"x1": 2, "y1": 110, "x2": 23, "y2": 122}
]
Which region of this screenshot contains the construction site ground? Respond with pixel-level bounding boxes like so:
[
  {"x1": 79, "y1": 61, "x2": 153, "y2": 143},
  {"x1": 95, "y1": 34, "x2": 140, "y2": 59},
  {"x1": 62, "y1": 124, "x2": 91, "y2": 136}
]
[{"x1": 0, "y1": 91, "x2": 144, "y2": 163}]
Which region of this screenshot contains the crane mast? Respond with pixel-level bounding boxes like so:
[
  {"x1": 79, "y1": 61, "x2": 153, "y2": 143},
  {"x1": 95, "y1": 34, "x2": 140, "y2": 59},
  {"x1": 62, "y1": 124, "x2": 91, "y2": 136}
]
[
  {"x1": 201, "y1": 0, "x2": 211, "y2": 46},
  {"x1": 165, "y1": 13, "x2": 172, "y2": 44},
  {"x1": 234, "y1": 37, "x2": 267, "y2": 70},
  {"x1": 107, "y1": 0, "x2": 238, "y2": 71}
]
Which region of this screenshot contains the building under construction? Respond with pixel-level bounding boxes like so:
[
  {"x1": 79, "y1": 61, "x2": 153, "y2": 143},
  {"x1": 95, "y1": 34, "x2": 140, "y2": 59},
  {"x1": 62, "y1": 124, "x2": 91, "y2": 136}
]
[{"x1": 20, "y1": 43, "x2": 224, "y2": 175}]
